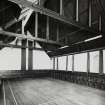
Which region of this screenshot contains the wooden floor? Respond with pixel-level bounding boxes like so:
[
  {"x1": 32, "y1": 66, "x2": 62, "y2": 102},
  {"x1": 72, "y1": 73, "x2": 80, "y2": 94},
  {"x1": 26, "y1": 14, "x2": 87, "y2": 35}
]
[
  {"x1": 0, "y1": 87, "x2": 4, "y2": 105},
  {"x1": 1, "y1": 78, "x2": 105, "y2": 105}
]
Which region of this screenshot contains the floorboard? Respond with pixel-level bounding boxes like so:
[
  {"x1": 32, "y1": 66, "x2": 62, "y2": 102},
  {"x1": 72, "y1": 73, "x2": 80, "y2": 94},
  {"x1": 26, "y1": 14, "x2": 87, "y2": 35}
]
[
  {"x1": 0, "y1": 86, "x2": 4, "y2": 105},
  {"x1": 4, "y1": 78, "x2": 105, "y2": 105}
]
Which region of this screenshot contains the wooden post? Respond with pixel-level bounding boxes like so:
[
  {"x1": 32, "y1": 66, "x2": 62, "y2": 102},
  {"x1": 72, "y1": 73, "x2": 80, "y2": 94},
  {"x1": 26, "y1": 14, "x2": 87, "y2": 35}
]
[
  {"x1": 53, "y1": 58, "x2": 55, "y2": 70},
  {"x1": 35, "y1": 12, "x2": 38, "y2": 38},
  {"x1": 57, "y1": 23, "x2": 59, "y2": 42},
  {"x1": 60, "y1": 0, "x2": 63, "y2": 15},
  {"x1": 99, "y1": 15, "x2": 102, "y2": 31},
  {"x1": 72, "y1": 55, "x2": 74, "y2": 72},
  {"x1": 89, "y1": 0, "x2": 92, "y2": 27},
  {"x1": 87, "y1": 52, "x2": 90, "y2": 73},
  {"x1": 98, "y1": 14, "x2": 103, "y2": 74},
  {"x1": 28, "y1": 41, "x2": 33, "y2": 70},
  {"x1": 57, "y1": 57, "x2": 59, "y2": 70},
  {"x1": 21, "y1": 40, "x2": 27, "y2": 70},
  {"x1": 99, "y1": 50, "x2": 103, "y2": 74},
  {"x1": 21, "y1": 21, "x2": 27, "y2": 70},
  {"x1": 66, "y1": 56, "x2": 68, "y2": 71},
  {"x1": 76, "y1": 0, "x2": 79, "y2": 22},
  {"x1": 87, "y1": 0, "x2": 91, "y2": 73},
  {"x1": 38, "y1": 0, "x2": 41, "y2": 5},
  {"x1": 46, "y1": 16, "x2": 49, "y2": 40}
]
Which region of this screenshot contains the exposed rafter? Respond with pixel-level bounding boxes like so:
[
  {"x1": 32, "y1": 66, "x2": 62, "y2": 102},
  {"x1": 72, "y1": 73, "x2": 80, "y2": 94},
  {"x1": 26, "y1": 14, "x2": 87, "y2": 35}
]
[
  {"x1": 3, "y1": 8, "x2": 33, "y2": 29},
  {"x1": 0, "y1": 30, "x2": 63, "y2": 46},
  {"x1": 48, "y1": 38, "x2": 105, "y2": 57},
  {"x1": 8, "y1": 0, "x2": 103, "y2": 35},
  {"x1": 0, "y1": 42, "x2": 44, "y2": 51},
  {"x1": 20, "y1": 8, "x2": 33, "y2": 27}
]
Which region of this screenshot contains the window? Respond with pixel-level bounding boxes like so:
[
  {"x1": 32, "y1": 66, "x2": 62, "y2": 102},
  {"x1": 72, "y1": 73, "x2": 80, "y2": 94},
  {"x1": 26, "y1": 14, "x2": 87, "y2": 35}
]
[
  {"x1": 74, "y1": 53, "x2": 87, "y2": 72},
  {"x1": 33, "y1": 50, "x2": 53, "y2": 70},
  {"x1": 58, "y1": 56, "x2": 66, "y2": 70},
  {"x1": 68, "y1": 55, "x2": 72, "y2": 71},
  {"x1": 90, "y1": 51, "x2": 99, "y2": 73},
  {"x1": 0, "y1": 47, "x2": 21, "y2": 70},
  {"x1": 33, "y1": 43, "x2": 53, "y2": 70}
]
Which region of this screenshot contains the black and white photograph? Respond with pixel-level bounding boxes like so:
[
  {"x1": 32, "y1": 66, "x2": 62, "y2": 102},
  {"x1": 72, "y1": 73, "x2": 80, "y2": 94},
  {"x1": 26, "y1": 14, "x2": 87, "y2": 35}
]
[{"x1": 0, "y1": 0, "x2": 105, "y2": 105}]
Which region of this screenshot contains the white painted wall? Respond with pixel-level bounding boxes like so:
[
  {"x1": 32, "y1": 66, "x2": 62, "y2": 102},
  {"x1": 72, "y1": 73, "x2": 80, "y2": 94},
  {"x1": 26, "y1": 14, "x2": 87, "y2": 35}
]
[
  {"x1": 0, "y1": 42, "x2": 103, "y2": 72},
  {"x1": 33, "y1": 50, "x2": 53, "y2": 69},
  {"x1": 0, "y1": 47, "x2": 21, "y2": 70},
  {"x1": 33, "y1": 42, "x2": 53, "y2": 69}
]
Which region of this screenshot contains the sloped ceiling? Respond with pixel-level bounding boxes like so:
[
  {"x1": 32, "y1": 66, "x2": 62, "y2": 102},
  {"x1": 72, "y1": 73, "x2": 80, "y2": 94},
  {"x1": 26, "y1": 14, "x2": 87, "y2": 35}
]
[{"x1": 0, "y1": 0, "x2": 21, "y2": 45}]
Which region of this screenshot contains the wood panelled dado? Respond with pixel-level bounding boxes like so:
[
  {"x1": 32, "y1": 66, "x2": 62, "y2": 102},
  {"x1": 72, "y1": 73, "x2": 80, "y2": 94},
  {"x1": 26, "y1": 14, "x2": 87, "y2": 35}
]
[
  {"x1": 0, "y1": 70, "x2": 105, "y2": 90},
  {"x1": 50, "y1": 70, "x2": 105, "y2": 90},
  {"x1": 0, "y1": 70, "x2": 50, "y2": 80}
]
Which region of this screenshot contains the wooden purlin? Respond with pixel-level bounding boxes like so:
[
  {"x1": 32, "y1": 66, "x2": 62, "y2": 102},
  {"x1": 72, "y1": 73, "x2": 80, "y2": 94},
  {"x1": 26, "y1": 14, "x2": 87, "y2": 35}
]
[
  {"x1": 0, "y1": 30, "x2": 62, "y2": 46},
  {"x1": 8, "y1": 0, "x2": 102, "y2": 35},
  {"x1": 0, "y1": 42, "x2": 44, "y2": 51},
  {"x1": 4, "y1": 8, "x2": 32, "y2": 29},
  {"x1": 48, "y1": 38, "x2": 105, "y2": 57}
]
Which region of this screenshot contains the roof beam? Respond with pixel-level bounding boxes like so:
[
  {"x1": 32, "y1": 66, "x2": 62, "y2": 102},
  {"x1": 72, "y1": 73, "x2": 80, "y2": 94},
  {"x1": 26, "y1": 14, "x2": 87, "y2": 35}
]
[
  {"x1": 3, "y1": 8, "x2": 33, "y2": 29},
  {"x1": 76, "y1": 0, "x2": 79, "y2": 22},
  {"x1": 0, "y1": 42, "x2": 44, "y2": 51},
  {"x1": 8, "y1": 0, "x2": 103, "y2": 35},
  {"x1": 0, "y1": 30, "x2": 62, "y2": 46},
  {"x1": 48, "y1": 38, "x2": 105, "y2": 57},
  {"x1": 89, "y1": 0, "x2": 92, "y2": 27},
  {"x1": 22, "y1": 9, "x2": 33, "y2": 27},
  {"x1": 4, "y1": 18, "x2": 18, "y2": 29}
]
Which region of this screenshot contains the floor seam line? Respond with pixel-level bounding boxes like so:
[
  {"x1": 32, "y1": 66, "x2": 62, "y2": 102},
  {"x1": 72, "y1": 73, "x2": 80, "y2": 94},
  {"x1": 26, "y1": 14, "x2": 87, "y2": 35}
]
[
  {"x1": 7, "y1": 80, "x2": 19, "y2": 105},
  {"x1": 3, "y1": 80, "x2": 6, "y2": 105}
]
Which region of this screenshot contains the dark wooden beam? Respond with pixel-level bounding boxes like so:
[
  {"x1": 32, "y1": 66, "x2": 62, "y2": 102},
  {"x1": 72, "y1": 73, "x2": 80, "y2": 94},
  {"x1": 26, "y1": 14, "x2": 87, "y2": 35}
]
[
  {"x1": 57, "y1": 24, "x2": 59, "y2": 42},
  {"x1": 4, "y1": 18, "x2": 18, "y2": 29},
  {"x1": 87, "y1": 52, "x2": 90, "y2": 73},
  {"x1": 53, "y1": 58, "x2": 55, "y2": 70},
  {"x1": 48, "y1": 38, "x2": 105, "y2": 57},
  {"x1": 66, "y1": 31, "x2": 97, "y2": 45},
  {"x1": 72, "y1": 55, "x2": 74, "y2": 72},
  {"x1": 57, "y1": 57, "x2": 59, "y2": 70},
  {"x1": 0, "y1": 30, "x2": 62, "y2": 45},
  {"x1": 99, "y1": 15, "x2": 102, "y2": 31},
  {"x1": 89, "y1": 0, "x2": 92, "y2": 27},
  {"x1": 99, "y1": 50, "x2": 103, "y2": 74},
  {"x1": 35, "y1": 12, "x2": 38, "y2": 38},
  {"x1": 76, "y1": 0, "x2": 79, "y2": 22},
  {"x1": 21, "y1": 19, "x2": 27, "y2": 70},
  {"x1": 60, "y1": 0, "x2": 63, "y2": 15},
  {"x1": 46, "y1": 16, "x2": 49, "y2": 40},
  {"x1": 0, "y1": 42, "x2": 44, "y2": 51},
  {"x1": 8, "y1": 0, "x2": 103, "y2": 35},
  {"x1": 21, "y1": 40, "x2": 27, "y2": 70},
  {"x1": 4, "y1": 8, "x2": 32, "y2": 29},
  {"x1": 28, "y1": 41, "x2": 33, "y2": 70}
]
